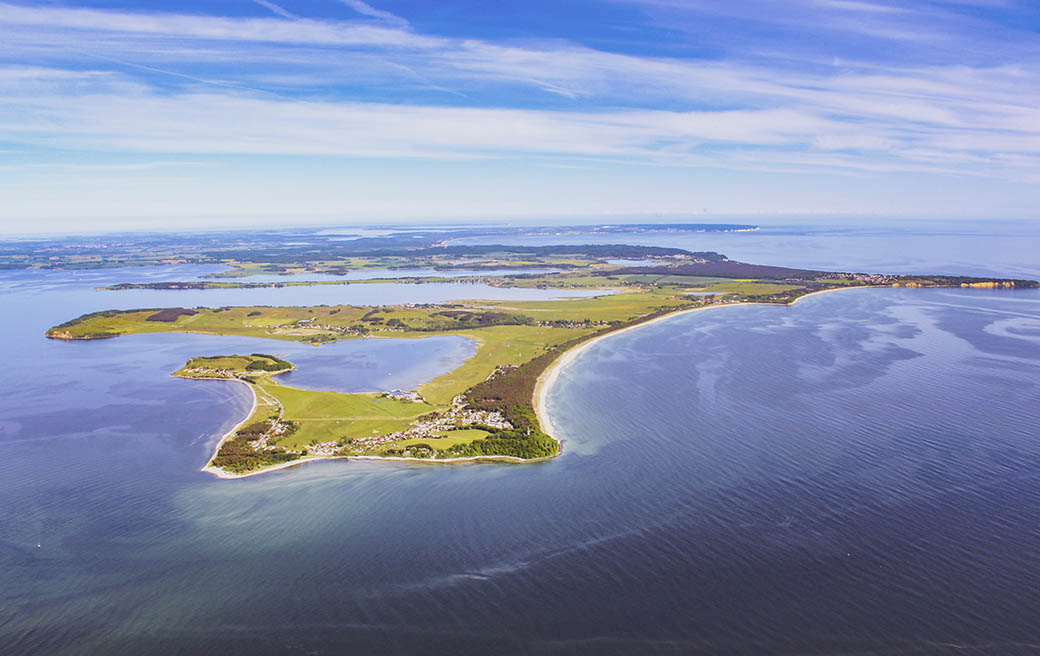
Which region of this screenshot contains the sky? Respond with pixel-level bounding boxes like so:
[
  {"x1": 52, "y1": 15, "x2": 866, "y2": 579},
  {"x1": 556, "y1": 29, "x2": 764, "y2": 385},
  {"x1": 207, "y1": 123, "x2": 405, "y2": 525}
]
[{"x1": 2, "y1": 0, "x2": 1040, "y2": 233}]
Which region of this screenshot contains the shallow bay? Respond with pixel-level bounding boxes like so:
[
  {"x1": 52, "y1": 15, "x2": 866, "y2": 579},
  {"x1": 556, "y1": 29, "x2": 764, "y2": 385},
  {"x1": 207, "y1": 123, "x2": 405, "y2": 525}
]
[{"x1": 2, "y1": 243, "x2": 1039, "y2": 654}]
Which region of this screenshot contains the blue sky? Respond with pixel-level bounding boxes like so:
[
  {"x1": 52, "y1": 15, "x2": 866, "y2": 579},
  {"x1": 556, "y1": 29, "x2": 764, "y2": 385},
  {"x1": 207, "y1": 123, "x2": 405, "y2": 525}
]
[{"x1": 2, "y1": 0, "x2": 1040, "y2": 232}]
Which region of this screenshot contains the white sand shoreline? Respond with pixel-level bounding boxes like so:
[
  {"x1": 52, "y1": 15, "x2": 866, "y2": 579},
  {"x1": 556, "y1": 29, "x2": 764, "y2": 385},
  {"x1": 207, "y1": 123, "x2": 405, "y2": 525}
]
[
  {"x1": 187, "y1": 377, "x2": 259, "y2": 478},
  {"x1": 531, "y1": 285, "x2": 867, "y2": 441},
  {"x1": 190, "y1": 371, "x2": 554, "y2": 479},
  {"x1": 204, "y1": 452, "x2": 557, "y2": 479},
  {"x1": 200, "y1": 285, "x2": 867, "y2": 479}
]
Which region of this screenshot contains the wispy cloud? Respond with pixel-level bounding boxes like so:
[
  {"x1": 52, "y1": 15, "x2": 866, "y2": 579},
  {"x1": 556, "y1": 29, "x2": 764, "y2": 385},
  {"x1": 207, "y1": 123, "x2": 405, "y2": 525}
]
[
  {"x1": 252, "y1": 0, "x2": 297, "y2": 21},
  {"x1": 616, "y1": 0, "x2": 1040, "y2": 65},
  {"x1": 3, "y1": 64, "x2": 1040, "y2": 181},
  {"x1": 0, "y1": 2, "x2": 440, "y2": 48},
  {"x1": 337, "y1": 0, "x2": 409, "y2": 27},
  {"x1": 1, "y1": 0, "x2": 1039, "y2": 222}
]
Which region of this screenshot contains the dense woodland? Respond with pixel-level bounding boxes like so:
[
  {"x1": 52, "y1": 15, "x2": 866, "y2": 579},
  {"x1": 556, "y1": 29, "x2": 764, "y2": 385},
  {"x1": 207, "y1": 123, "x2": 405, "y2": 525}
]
[
  {"x1": 454, "y1": 304, "x2": 695, "y2": 460},
  {"x1": 361, "y1": 308, "x2": 534, "y2": 332},
  {"x1": 441, "y1": 430, "x2": 559, "y2": 459},
  {"x1": 245, "y1": 353, "x2": 293, "y2": 371},
  {"x1": 146, "y1": 308, "x2": 199, "y2": 322},
  {"x1": 210, "y1": 419, "x2": 301, "y2": 473}
]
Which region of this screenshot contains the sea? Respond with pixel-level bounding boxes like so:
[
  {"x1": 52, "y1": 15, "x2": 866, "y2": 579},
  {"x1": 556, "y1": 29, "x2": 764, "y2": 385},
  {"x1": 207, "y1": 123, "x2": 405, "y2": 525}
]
[{"x1": 1, "y1": 220, "x2": 1039, "y2": 655}]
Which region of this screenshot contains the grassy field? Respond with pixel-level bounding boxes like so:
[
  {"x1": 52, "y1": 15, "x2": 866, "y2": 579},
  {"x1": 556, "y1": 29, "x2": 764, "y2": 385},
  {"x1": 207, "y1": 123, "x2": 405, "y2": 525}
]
[
  {"x1": 51, "y1": 289, "x2": 695, "y2": 472},
  {"x1": 52, "y1": 262, "x2": 895, "y2": 474},
  {"x1": 417, "y1": 325, "x2": 592, "y2": 405},
  {"x1": 472, "y1": 291, "x2": 692, "y2": 322},
  {"x1": 290, "y1": 418, "x2": 417, "y2": 447},
  {"x1": 391, "y1": 430, "x2": 491, "y2": 453},
  {"x1": 267, "y1": 383, "x2": 426, "y2": 419}
]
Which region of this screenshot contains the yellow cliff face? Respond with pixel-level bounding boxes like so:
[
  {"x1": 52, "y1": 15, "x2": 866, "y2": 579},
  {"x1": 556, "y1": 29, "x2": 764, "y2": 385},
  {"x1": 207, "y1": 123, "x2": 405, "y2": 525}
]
[
  {"x1": 895, "y1": 281, "x2": 924, "y2": 287},
  {"x1": 961, "y1": 281, "x2": 1015, "y2": 288}
]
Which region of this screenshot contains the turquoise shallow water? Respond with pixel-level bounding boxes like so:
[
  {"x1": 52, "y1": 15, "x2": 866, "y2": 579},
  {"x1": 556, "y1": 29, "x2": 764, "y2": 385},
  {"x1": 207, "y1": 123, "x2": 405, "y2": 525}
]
[{"x1": 2, "y1": 226, "x2": 1040, "y2": 655}]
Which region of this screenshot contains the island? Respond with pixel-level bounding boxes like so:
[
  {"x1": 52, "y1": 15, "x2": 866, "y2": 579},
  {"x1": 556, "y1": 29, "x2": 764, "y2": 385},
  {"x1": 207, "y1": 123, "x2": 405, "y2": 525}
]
[{"x1": 46, "y1": 247, "x2": 1038, "y2": 477}]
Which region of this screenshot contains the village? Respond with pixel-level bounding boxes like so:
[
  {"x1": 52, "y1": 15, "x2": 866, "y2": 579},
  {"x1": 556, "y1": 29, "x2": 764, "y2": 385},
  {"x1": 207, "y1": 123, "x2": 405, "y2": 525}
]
[
  {"x1": 180, "y1": 367, "x2": 241, "y2": 379},
  {"x1": 253, "y1": 317, "x2": 371, "y2": 337},
  {"x1": 847, "y1": 272, "x2": 898, "y2": 285},
  {"x1": 231, "y1": 381, "x2": 514, "y2": 457},
  {"x1": 345, "y1": 393, "x2": 512, "y2": 453},
  {"x1": 249, "y1": 420, "x2": 294, "y2": 452}
]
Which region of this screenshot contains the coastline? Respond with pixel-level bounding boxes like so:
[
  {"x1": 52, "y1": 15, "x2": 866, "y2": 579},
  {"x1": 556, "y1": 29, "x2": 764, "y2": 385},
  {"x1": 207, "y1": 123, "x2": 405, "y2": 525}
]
[
  {"x1": 205, "y1": 452, "x2": 558, "y2": 479},
  {"x1": 186, "y1": 376, "x2": 260, "y2": 477},
  {"x1": 190, "y1": 370, "x2": 555, "y2": 479},
  {"x1": 200, "y1": 284, "x2": 868, "y2": 479},
  {"x1": 531, "y1": 284, "x2": 868, "y2": 441},
  {"x1": 177, "y1": 364, "x2": 296, "y2": 477},
  {"x1": 787, "y1": 284, "x2": 865, "y2": 305}
]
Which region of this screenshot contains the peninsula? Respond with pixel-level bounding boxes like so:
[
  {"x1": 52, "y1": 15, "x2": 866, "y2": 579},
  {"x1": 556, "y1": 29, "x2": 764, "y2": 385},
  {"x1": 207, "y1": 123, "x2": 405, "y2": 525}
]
[{"x1": 46, "y1": 250, "x2": 1038, "y2": 477}]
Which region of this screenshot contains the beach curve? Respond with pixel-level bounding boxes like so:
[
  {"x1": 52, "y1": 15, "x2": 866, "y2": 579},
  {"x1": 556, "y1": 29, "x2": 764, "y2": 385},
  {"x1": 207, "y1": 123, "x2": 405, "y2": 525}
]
[
  {"x1": 532, "y1": 285, "x2": 867, "y2": 443},
  {"x1": 198, "y1": 285, "x2": 866, "y2": 478}
]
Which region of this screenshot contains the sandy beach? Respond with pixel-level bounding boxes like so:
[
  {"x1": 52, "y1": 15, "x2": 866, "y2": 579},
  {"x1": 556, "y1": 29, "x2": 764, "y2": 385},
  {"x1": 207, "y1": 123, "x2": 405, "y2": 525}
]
[
  {"x1": 191, "y1": 377, "x2": 259, "y2": 478},
  {"x1": 532, "y1": 284, "x2": 867, "y2": 441},
  {"x1": 200, "y1": 285, "x2": 867, "y2": 478},
  {"x1": 205, "y1": 451, "x2": 557, "y2": 479}
]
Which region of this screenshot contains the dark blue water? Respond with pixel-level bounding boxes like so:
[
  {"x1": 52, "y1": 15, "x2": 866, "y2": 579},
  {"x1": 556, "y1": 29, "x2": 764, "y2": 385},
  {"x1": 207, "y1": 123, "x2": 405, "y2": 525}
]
[{"x1": 3, "y1": 227, "x2": 1040, "y2": 655}]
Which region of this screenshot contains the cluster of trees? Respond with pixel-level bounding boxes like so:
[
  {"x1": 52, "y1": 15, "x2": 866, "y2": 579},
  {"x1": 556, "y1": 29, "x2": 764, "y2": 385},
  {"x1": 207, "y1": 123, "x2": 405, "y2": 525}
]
[
  {"x1": 211, "y1": 419, "x2": 301, "y2": 473},
  {"x1": 251, "y1": 353, "x2": 291, "y2": 365},
  {"x1": 245, "y1": 353, "x2": 292, "y2": 372},
  {"x1": 146, "y1": 308, "x2": 199, "y2": 321},
  {"x1": 432, "y1": 309, "x2": 516, "y2": 323},
  {"x1": 232, "y1": 420, "x2": 274, "y2": 440},
  {"x1": 452, "y1": 336, "x2": 596, "y2": 460},
  {"x1": 459, "y1": 304, "x2": 694, "y2": 460},
  {"x1": 49, "y1": 308, "x2": 153, "y2": 331},
  {"x1": 537, "y1": 318, "x2": 599, "y2": 328},
  {"x1": 48, "y1": 308, "x2": 168, "y2": 338},
  {"x1": 442, "y1": 430, "x2": 558, "y2": 459},
  {"x1": 418, "y1": 310, "x2": 532, "y2": 331},
  {"x1": 381, "y1": 443, "x2": 435, "y2": 459},
  {"x1": 464, "y1": 337, "x2": 588, "y2": 433},
  {"x1": 358, "y1": 308, "x2": 533, "y2": 332}
]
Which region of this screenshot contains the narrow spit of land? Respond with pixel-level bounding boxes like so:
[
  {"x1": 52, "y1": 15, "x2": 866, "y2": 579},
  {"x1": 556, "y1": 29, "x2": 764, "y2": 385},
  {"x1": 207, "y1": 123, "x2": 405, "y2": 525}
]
[{"x1": 46, "y1": 253, "x2": 1037, "y2": 478}]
